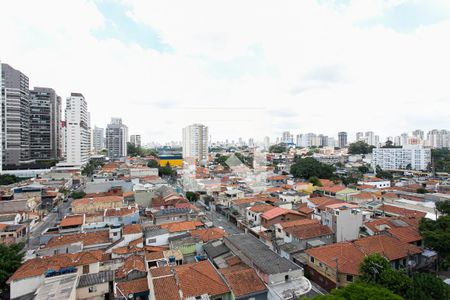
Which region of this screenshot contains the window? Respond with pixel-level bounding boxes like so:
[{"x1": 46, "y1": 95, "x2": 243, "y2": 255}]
[
  {"x1": 346, "y1": 275, "x2": 353, "y2": 282},
  {"x1": 88, "y1": 286, "x2": 97, "y2": 293},
  {"x1": 147, "y1": 238, "x2": 157, "y2": 244},
  {"x1": 310, "y1": 256, "x2": 315, "y2": 263},
  {"x1": 83, "y1": 265, "x2": 90, "y2": 274},
  {"x1": 285, "y1": 275, "x2": 289, "y2": 281}
]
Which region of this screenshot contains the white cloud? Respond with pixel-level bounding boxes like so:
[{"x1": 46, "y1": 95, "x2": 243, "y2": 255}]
[{"x1": 1, "y1": 0, "x2": 449, "y2": 144}]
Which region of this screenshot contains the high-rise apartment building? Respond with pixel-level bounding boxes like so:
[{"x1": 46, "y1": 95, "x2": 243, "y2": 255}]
[
  {"x1": 338, "y1": 132, "x2": 347, "y2": 148},
  {"x1": 106, "y1": 118, "x2": 128, "y2": 159},
  {"x1": 92, "y1": 126, "x2": 105, "y2": 153},
  {"x1": 372, "y1": 145, "x2": 431, "y2": 171},
  {"x1": 29, "y1": 87, "x2": 61, "y2": 160},
  {"x1": 281, "y1": 131, "x2": 293, "y2": 144},
  {"x1": 182, "y1": 123, "x2": 208, "y2": 162},
  {"x1": 130, "y1": 134, "x2": 141, "y2": 148},
  {"x1": 0, "y1": 63, "x2": 31, "y2": 170},
  {"x1": 356, "y1": 132, "x2": 364, "y2": 141},
  {"x1": 64, "y1": 93, "x2": 91, "y2": 166}
]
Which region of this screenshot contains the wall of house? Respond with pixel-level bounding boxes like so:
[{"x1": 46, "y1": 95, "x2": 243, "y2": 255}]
[
  {"x1": 10, "y1": 275, "x2": 44, "y2": 299},
  {"x1": 261, "y1": 213, "x2": 304, "y2": 228},
  {"x1": 145, "y1": 232, "x2": 170, "y2": 246},
  {"x1": 267, "y1": 268, "x2": 304, "y2": 285},
  {"x1": 76, "y1": 282, "x2": 110, "y2": 300}
]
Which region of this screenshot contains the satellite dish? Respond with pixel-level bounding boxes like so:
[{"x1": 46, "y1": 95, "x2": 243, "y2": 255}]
[{"x1": 128, "y1": 293, "x2": 133, "y2": 299}]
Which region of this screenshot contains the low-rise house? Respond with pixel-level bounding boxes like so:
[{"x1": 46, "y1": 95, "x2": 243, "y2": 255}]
[
  {"x1": 220, "y1": 263, "x2": 268, "y2": 300},
  {"x1": 260, "y1": 207, "x2": 304, "y2": 228},
  {"x1": 129, "y1": 166, "x2": 158, "y2": 178},
  {"x1": 246, "y1": 204, "x2": 274, "y2": 227},
  {"x1": 38, "y1": 230, "x2": 111, "y2": 256},
  {"x1": 116, "y1": 277, "x2": 149, "y2": 300},
  {"x1": 71, "y1": 196, "x2": 124, "y2": 214},
  {"x1": 363, "y1": 217, "x2": 423, "y2": 246},
  {"x1": 190, "y1": 227, "x2": 226, "y2": 242},
  {"x1": 278, "y1": 191, "x2": 309, "y2": 204},
  {"x1": 320, "y1": 203, "x2": 363, "y2": 242},
  {"x1": 348, "y1": 192, "x2": 377, "y2": 205},
  {"x1": 0, "y1": 223, "x2": 27, "y2": 244},
  {"x1": 76, "y1": 270, "x2": 114, "y2": 300},
  {"x1": 149, "y1": 207, "x2": 198, "y2": 225},
  {"x1": 59, "y1": 215, "x2": 84, "y2": 233},
  {"x1": 304, "y1": 235, "x2": 423, "y2": 291},
  {"x1": 306, "y1": 196, "x2": 344, "y2": 215},
  {"x1": 104, "y1": 206, "x2": 139, "y2": 225},
  {"x1": 224, "y1": 234, "x2": 311, "y2": 297},
  {"x1": 357, "y1": 177, "x2": 391, "y2": 189},
  {"x1": 7, "y1": 250, "x2": 106, "y2": 299},
  {"x1": 144, "y1": 227, "x2": 170, "y2": 246},
  {"x1": 115, "y1": 255, "x2": 147, "y2": 282},
  {"x1": 150, "y1": 260, "x2": 231, "y2": 300}
]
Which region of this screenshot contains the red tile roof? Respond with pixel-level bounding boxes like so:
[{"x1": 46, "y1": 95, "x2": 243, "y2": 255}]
[
  {"x1": 319, "y1": 185, "x2": 347, "y2": 193},
  {"x1": 104, "y1": 207, "x2": 136, "y2": 217},
  {"x1": 153, "y1": 275, "x2": 181, "y2": 300},
  {"x1": 248, "y1": 204, "x2": 274, "y2": 213},
  {"x1": 279, "y1": 219, "x2": 318, "y2": 228},
  {"x1": 8, "y1": 250, "x2": 105, "y2": 282},
  {"x1": 116, "y1": 255, "x2": 146, "y2": 278},
  {"x1": 175, "y1": 260, "x2": 230, "y2": 297},
  {"x1": 380, "y1": 204, "x2": 427, "y2": 219},
  {"x1": 123, "y1": 224, "x2": 142, "y2": 235},
  {"x1": 160, "y1": 220, "x2": 203, "y2": 233},
  {"x1": 116, "y1": 277, "x2": 148, "y2": 296},
  {"x1": 72, "y1": 196, "x2": 123, "y2": 206},
  {"x1": 145, "y1": 251, "x2": 165, "y2": 261},
  {"x1": 59, "y1": 215, "x2": 83, "y2": 227},
  {"x1": 261, "y1": 207, "x2": 301, "y2": 220},
  {"x1": 309, "y1": 197, "x2": 344, "y2": 210},
  {"x1": 221, "y1": 266, "x2": 267, "y2": 297},
  {"x1": 284, "y1": 222, "x2": 333, "y2": 240},
  {"x1": 190, "y1": 228, "x2": 227, "y2": 242},
  {"x1": 354, "y1": 235, "x2": 422, "y2": 261},
  {"x1": 46, "y1": 230, "x2": 109, "y2": 248}
]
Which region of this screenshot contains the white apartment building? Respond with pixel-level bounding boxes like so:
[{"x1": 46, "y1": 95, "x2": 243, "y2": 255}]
[
  {"x1": 321, "y1": 204, "x2": 363, "y2": 242},
  {"x1": 64, "y1": 93, "x2": 91, "y2": 167},
  {"x1": 130, "y1": 134, "x2": 141, "y2": 148},
  {"x1": 182, "y1": 123, "x2": 208, "y2": 162},
  {"x1": 372, "y1": 145, "x2": 431, "y2": 171},
  {"x1": 105, "y1": 118, "x2": 128, "y2": 159}
]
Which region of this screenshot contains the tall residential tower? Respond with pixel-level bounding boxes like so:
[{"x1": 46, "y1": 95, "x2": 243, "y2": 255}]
[{"x1": 182, "y1": 123, "x2": 208, "y2": 162}]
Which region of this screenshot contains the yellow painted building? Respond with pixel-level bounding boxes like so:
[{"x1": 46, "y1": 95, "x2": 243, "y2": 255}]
[{"x1": 159, "y1": 154, "x2": 183, "y2": 167}]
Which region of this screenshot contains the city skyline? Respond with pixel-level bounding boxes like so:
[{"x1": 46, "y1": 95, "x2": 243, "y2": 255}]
[{"x1": 2, "y1": 1, "x2": 450, "y2": 142}]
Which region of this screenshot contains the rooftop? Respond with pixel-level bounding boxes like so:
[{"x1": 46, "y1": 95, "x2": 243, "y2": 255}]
[
  {"x1": 225, "y1": 234, "x2": 300, "y2": 275},
  {"x1": 77, "y1": 270, "x2": 114, "y2": 288}
]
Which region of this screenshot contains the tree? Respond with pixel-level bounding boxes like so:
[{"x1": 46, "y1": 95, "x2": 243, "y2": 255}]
[
  {"x1": 382, "y1": 140, "x2": 402, "y2": 148},
  {"x1": 420, "y1": 203, "x2": 450, "y2": 269},
  {"x1": 309, "y1": 176, "x2": 322, "y2": 187},
  {"x1": 290, "y1": 157, "x2": 336, "y2": 179},
  {"x1": 358, "y1": 165, "x2": 369, "y2": 174},
  {"x1": 416, "y1": 187, "x2": 428, "y2": 194},
  {"x1": 348, "y1": 141, "x2": 375, "y2": 154},
  {"x1": 431, "y1": 148, "x2": 450, "y2": 173},
  {"x1": 0, "y1": 174, "x2": 23, "y2": 186},
  {"x1": 0, "y1": 243, "x2": 24, "y2": 290},
  {"x1": 379, "y1": 269, "x2": 412, "y2": 297},
  {"x1": 71, "y1": 191, "x2": 86, "y2": 199},
  {"x1": 269, "y1": 143, "x2": 287, "y2": 153},
  {"x1": 186, "y1": 191, "x2": 198, "y2": 202},
  {"x1": 406, "y1": 272, "x2": 450, "y2": 300},
  {"x1": 375, "y1": 165, "x2": 393, "y2": 180},
  {"x1": 159, "y1": 163, "x2": 176, "y2": 177},
  {"x1": 359, "y1": 254, "x2": 391, "y2": 284},
  {"x1": 313, "y1": 283, "x2": 403, "y2": 300},
  {"x1": 147, "y1": 160, "x2": 159, "y2": 168}
]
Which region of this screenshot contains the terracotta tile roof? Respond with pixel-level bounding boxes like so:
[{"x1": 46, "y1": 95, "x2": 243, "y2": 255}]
[
  {"x1": 248, "y1": 204, "x2": 274, "y2": 213},
  {"x1": 267, "y1": 175, "x2": 287, "y2": 181},
  {"x1": 145, "y1": 245, "x2": 169, "y2": 252},
  {"x1": 116, "y1": 277, "x2": 148, "y2": 296},
  {"x1": 104, "y1": 207, "x2": 137, "y2": 217},
  {"x1": 305, "y1": 242, "x2": 366, "y2": 275},
  {"x1": 123, "y1": 191, "x2": 135, "y2": 197},
  {"x1": 279, "y1": 219, "x2": 318, "y2": 228},
  {"x1": 225, "y1": 256, "x2": 241, "y2": 266},
  {"x1": 380, "y1": 204, "x2": 427, "y2": 219},
  {"x1": 116, "y1": 255, "x2": 146, "y2": 278},
  {"x1": 175, "y1": 260, "x2": 229, "y2": 297},
  {"x1": 350, "y1": 192, "x2": 375, "y2": 200},
  {"x1": 129, "y1": 238, "x2": 144, "y2": 247},
  {"x1": 261, "y1": 207, "x2": 302, "y2": 220},
  {"x1": 266, "y1": 187, "x2": 283, "y2": 193},
  {"x1": 190, "y1": 228, "x2": 227, "y2": 242},
  {"x1": 145, "y1": 251, "x2": 165, "y2": 261},
  {"x1": 284, "y1": 222, "x2": 333, "y2": 240},
  {"x1": 46, "y1": 230, "x2": 110, "y2": 248},
  {"x1": 354, "y1": 235, "x2": 422, "y2": 261},
  {"x1": 309, "y1": 197, "x2": 344, "y2": 210},
  {"x1": 298, "y1": 205, "x2": 314, "y2": 214},
  {"x1": 319, "y1": 185, "x2": 347, "y2": 193},
  {"x1": 232, "y1": 196, "x2": 277, "y2": 205},
  {"x1": 150, "y1": 266, "x2": 172, "y2": 277},
  {"x1": 388, "y1": 227, "x2": 422, "y2": 243},
  {"x1": 221, "y1": 266, "x2": 267, "y2": 297},
  {"x1": 72, "y1": 196, "x2": 123, "y2": 206},
  {"x1": 123, "y1": 224, "x2": 142, "y2": 235},
  {"x1": 59, "y1": 215, "x2": 83, "y2": 227},
  {"x1": 319, "y1": 179, "x2": 335, "y2": 187},
  {"x1": 153, "y1": 275, "x2": 181, "y2": 300},
  {"x1": 8, "y1": 250, "x2": 105, "y2": 282},
  {"x1": 160, "y1": 220, "x2": 203, "y2": 233},
  {"x1": 112, "y1": 245, "x2": 143, "y2": 255}
]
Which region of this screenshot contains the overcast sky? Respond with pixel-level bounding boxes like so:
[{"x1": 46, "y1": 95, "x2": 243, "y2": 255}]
[{"x1": 2, "y1": 0, "x2": 450, "y2": 144}]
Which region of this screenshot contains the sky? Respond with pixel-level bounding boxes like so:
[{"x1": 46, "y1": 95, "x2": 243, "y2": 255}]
[{"x1": 1, "y1": 0, "x2": 450, "y2": 144}]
